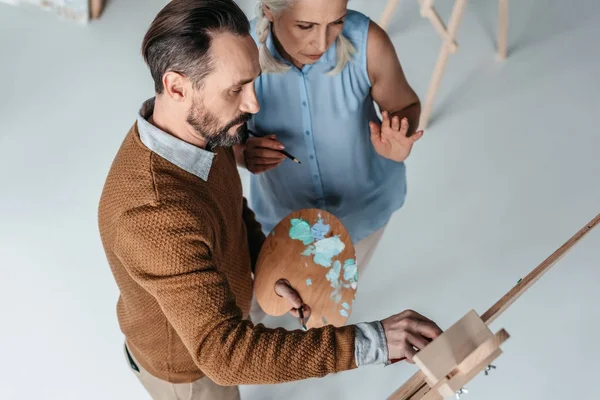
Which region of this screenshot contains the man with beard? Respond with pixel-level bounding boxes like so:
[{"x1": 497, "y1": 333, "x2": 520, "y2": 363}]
[{"x1": 98, "y1": 1, "x2": 442, "y2": 399}]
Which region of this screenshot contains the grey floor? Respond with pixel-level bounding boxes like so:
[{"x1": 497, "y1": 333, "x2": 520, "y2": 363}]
[{"x1": 1, "y1": 0, "x2": 599, "y2": 399}]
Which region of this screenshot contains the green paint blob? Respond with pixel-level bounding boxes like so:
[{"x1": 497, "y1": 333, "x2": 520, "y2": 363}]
[{"x1": 289, "y1": 218, "x2": 314, "y2": 245}]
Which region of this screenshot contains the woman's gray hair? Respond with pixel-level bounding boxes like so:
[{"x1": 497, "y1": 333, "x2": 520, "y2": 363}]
[{"x1": 256, "y1": 0, "x2": 356, "y2": 75}]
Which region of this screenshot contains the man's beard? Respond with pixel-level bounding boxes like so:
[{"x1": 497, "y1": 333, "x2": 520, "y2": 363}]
[{"x1": 187, "y1": 97, "x2": 251, "y2": 150}]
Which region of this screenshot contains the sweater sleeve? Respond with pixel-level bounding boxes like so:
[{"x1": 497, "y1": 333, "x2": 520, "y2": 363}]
[
  {"x1": 241, "y1": 197, "x2": 266, "y2": 274},
  {"x1": 114, "y1": 203, "x2": 357, "y2": 386}
]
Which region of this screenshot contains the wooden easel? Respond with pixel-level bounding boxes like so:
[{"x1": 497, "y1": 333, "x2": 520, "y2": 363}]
[
  {"x1": 387, "y1": 212, "x2": 600, "y2": 399},
  {"x1": 90, "y1": 0, "x2": 106, "y2": 20},
  {"x1": 379, "y1": 0, "x2": 509, "y2": 130}
]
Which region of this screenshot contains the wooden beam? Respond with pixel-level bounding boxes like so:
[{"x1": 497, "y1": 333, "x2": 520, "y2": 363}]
[
  {"x1": 421, "y1": 4, "x2": 458, "y2": 53},
  {"x1": 419, "y1": 0, "x2": 467, "y2": 130},
  {"x1": 497, "y1": 0, "x2": 509, "y2": 59},
  {"x1": 379, "y1": 0, "x2": 401, "y2": 30},
  {"x1": 89, "y1": 0, "x2": 106, "y2": 20},
  {"x1": 387, "y1": 371, "x2": 430, "y2": 400}
]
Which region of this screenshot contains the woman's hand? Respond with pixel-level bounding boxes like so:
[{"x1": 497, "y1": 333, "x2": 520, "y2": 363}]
[
  {"x1": 370, "y1": 111, "x2": 424, "y2": 162},
  {"x1": 244, "y1": 135, "x2": 286, "y2": 174}
]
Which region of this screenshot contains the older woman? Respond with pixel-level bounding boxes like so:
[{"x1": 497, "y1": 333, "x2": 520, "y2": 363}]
[{"x1": 235, "y1": 0, "x2": 423, "y2": 273}]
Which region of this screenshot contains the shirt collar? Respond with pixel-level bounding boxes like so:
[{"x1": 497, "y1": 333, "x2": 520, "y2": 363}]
[
  {"x1": 136, "y1": 98, "x2": 215, "y2": 181},
  {"x1": 265, "y1": 26, "x2": 337, "y2": 72}
]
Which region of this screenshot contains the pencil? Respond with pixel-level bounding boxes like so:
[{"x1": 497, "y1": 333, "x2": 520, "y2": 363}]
[{"x1": 279, "y1": 149, "x2": 301, "y2": 164}]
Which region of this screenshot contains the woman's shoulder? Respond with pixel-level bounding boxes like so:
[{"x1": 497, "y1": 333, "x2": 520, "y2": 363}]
[
  {"x1": 343, "y1": 10, "x2": 371, "y2": 36},
  {"x1": 342, "y1": 9, "x2": 372, "y2": 53}
]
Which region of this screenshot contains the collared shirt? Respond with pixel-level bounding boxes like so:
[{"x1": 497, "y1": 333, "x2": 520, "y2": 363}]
[
  {"x1": 247, "y1": 10, "x2": 407, "y2": 245},
  {"x1": 137, "y1": 98, "x2": 388, "y2": 368},
  {"x1": 137, "y1": 98, "x2": 215, "y2": 181}
]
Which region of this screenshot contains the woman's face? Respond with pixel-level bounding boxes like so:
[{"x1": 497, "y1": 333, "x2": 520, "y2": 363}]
[{"x1": 266, "y1": 0, "x2": 349, "y2": 68}]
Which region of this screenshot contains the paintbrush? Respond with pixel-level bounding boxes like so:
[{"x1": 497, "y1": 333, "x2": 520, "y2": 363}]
[
  {"x1": 298, "y1": 306, "x2": 307, "y2": 330},
  {"x1": 279, "y1": 149, "x2": 301, "y2": 164}
]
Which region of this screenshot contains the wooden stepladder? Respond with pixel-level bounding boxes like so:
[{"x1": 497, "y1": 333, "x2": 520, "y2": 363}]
[
  {"x1": 387, "y1": 212, "x2": 600, "y2": 399},
  {"x1": 90, "y1": 0, "x2": 106, "y2": 20},
  {"x1": 379, "y1": 0, "x2": 510, "y2": 130}
]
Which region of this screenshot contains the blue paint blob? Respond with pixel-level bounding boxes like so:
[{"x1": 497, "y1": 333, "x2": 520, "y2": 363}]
[
  {"x1": 340, "y1": 309, "x2": 349, "y2": 317},
  {"x1": 289, "y1": 218, "x2": 314, "y2": 245},
  {"x1": 342, "y1": 302, "x2": 350, "y2": 310},
  {"x1": 306, "y1": 278, "x2": 312, "y2": 286},
  {"x1": 310, "y1": 215, "x2": 330, "y2": 241}
]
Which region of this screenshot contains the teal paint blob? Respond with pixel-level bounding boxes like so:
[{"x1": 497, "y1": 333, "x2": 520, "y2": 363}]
[
  {"x1": 301, "y1": 245, "x2": 316, "y2": 256},
  {"x1": 306, "y1": 278, "x2": 312, "y2": 286},
  {"x1": 326, "y1": 261, "x2": 342, "y2": 284},
  {"x1": 342, "y1": 259, "x2": 358, "y2": 282},
  {"x1": 342, "y1": 302, "x2": 350, "y2": 310},
  {"x1": 312, "y1": 236, "x2": 345, "y2": 267},
  {"x1": 331, "y1": 292, "x2": 342, "y2": 303},
  {"x1": 340, "y1": 309, "x2": 349, "y2": 317},
  {"x1": 289, "y1": 218, "x2": 314, "y2": 245},
  {"x1": 326, "y1": 260, "x2": 343, "y2": 303},
  {"x1": 311, "y1": 215, "x2": 330, "y2": 241}
]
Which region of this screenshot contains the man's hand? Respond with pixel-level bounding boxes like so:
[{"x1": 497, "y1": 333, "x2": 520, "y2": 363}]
[
  {"x1": 370, "y1": 111, "x2": 424, "y2": 162},
  {"x1": 244, "y1": 135, "x2": 286, "y2": 174},
  {"x1": 381, "y1": 309, "x2": 443, "y2": 363},
  {"x1": 274, "y1": 279, "x2": 311, "y2": 323}
]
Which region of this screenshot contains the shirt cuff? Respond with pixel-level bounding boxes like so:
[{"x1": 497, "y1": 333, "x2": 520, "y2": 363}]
[{"x1": 354, "y1": 321, "x2": 389, "y2": 367}]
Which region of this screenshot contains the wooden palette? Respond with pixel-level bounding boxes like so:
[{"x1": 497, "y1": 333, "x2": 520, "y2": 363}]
[{"x1": 254, "y1": 209, "x2": 357, "y2": 329}]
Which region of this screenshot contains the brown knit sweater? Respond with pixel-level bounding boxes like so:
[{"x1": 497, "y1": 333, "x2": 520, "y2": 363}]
[{"x1": 98, "y1": 123, "x2": 357, "y2": 385}]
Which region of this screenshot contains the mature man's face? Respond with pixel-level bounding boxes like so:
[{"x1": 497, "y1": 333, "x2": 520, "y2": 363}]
[{"x1": 186, "y1": 32, "x2": 261, "y2": 149}]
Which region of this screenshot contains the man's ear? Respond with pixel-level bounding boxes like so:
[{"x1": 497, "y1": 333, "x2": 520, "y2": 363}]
[{"x1": 162, "y1": 71, "x2": 187, "y2": 102}]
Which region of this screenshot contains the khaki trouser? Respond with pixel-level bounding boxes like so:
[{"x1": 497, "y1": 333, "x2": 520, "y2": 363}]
[
  {"x1": 124, "y1": 343, "x2": 240, "y2": 400},
  {"x1": 355, "y1": 225, "x2": 387, "y2": 276}
]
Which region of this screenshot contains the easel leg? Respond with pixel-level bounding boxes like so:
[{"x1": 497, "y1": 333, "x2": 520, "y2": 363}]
[
  {"x1": 379, "y1": 0, "x2": 401, "y2": 30},
  {"x1": 497, "y1": 0, "x2": 509, "y2": 59},
  {"x1": 89, "y1": 0, "x2": 106, "y2": 20},
  {"x1": 419, "y1": 0, "x2": 468, "y2": 130}
]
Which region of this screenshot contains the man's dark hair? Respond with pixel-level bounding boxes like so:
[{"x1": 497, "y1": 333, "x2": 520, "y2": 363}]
[{"x1": 141, "y1": 0, "x2": 251, "y2": 94}]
